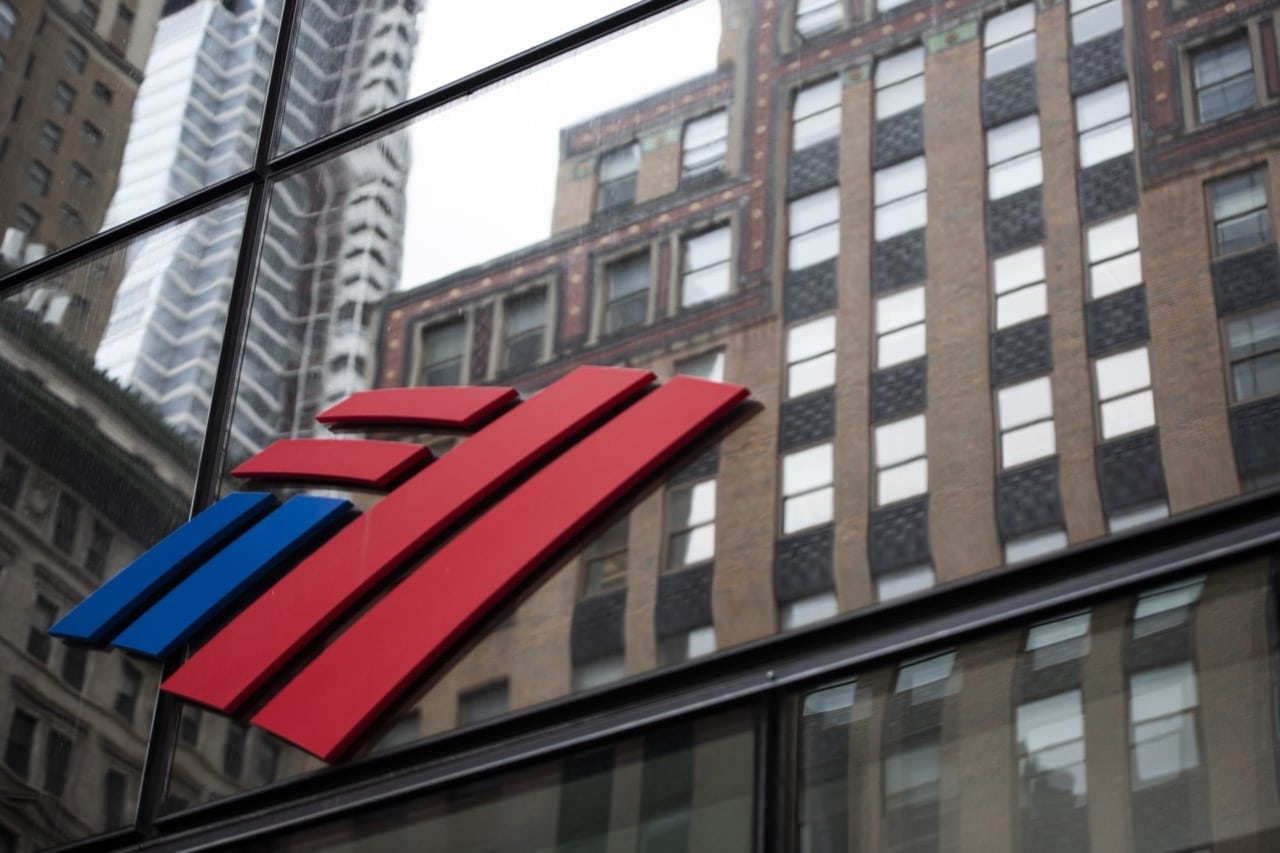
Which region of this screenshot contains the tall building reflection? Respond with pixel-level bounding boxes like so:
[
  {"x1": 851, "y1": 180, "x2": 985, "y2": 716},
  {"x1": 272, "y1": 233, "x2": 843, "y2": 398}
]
[{"x1": 94, "y1": 0, "x2": 416, "y2": 461}]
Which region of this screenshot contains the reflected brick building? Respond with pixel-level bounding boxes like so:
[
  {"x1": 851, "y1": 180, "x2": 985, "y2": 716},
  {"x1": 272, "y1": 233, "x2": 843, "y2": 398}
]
[{"x1": 380, "y1": 0, "x2": 1280, "y2": 742}]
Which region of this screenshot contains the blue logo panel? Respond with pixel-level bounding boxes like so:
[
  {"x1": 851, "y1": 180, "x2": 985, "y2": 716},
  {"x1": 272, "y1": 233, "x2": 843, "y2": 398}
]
[
  {"x1": 49, "y1": 492, "x2": 278, "y2": 645},
  {"x1": 112, "y1": 496, "x2": 352, "y2": 660}
]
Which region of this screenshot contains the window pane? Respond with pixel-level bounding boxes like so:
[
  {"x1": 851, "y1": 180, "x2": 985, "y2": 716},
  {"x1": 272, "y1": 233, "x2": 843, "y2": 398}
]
[
  {"x1": 875, "y1": 157, "x2": 927, "y2": 202},
  {"x1": 1095, "y1": 348, "x2": 1151, "y2": 399},
  {"x1": 1079, "y1": 119, "x2": 1134, "y2": 167},
  {"x1": 999, "y1": 377, "x2": 1053, "y2": 429},
  {"x1": 788, "y1": 222, "x2": 839, "y2": 269},
  {"x1": 984, "y1": 5, "x2": 1035, "y2": 46},
  {"x1": 989, "y1": 151, "x2": 1044, "y2": 198},
  {"x1": 879, "y1": 458, "x2": 928, "y2": 504},
  {"x1": 784, "y1": 486, "x2": 835, "y2": 532},
  {"x1": 876, "y1": 415, "x2": 927, "y2": 466},
  {"x1": 997, "y1": 283, "x2": 1048, "y2": 328},
  {"x1": 783, "y1": 444, "x2": 834, "y2": 495},
  {"x1": 879, "y1": 325, "x2": 927, "y2": 367},
  {"x1": 877, "y1": 565, "x2": 936, "y2": 600},
  {"x1": 1076, "y1": 82, "x2": 1130, "y2": 131},
  {"x1": 1100, "y1": 390, "x2": 1156, "y2": 438},
  {"x1": 790, "y1": 351, "x2": 837, "y2": 396},
  {"x1": 1003, "y1": 420, "x2": 1057, "y2": 467},
  {"x1": 1071, "y1": 0, "x2": 1123, "y2": 43},
  {"x1": 875, "y1": 193, "x2": 928, "y2": 239},
  {"x1": 876, "y1": 286, "x2": 925, "y2": 333},
  {"x1": 788, "y1": 316, "x2": 837, "y2": 363},
  {"x1": 987, "y1": 116, "x2": 1041, "y2": 164},
  {"x1": 985, "y1": 32, "x2": 1036, "y2": 77},
  {"x1": 994, "y1": 246, "x2": 1045, "y2": 293},
  {"x1": 1090, "y1": 250, "x2": 1143, "y2": 297}
]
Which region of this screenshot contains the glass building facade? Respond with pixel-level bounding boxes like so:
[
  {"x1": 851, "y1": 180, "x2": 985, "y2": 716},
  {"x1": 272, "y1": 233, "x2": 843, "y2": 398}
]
[{"x1": 0, "y1": 0, "x2": 1279, "y2": 849}]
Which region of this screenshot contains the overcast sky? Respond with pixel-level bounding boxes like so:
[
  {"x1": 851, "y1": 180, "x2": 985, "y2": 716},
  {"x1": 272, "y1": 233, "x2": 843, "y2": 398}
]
[{"x1": 397, "y1": 0, "x2": 721, "y2": 288}]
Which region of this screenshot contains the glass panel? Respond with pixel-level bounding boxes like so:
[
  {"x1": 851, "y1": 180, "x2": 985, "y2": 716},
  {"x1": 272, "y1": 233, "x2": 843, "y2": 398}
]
[
  {"x1": 993, "y1": 246, "x2": 1045, "y2": 293},
  {"x1": 879, "y1": 324, "x2": 926, "y2": 368},
  {"x1": 989, "y1": 150, "x2": 1044, "y2": 199},
  {"x1": 784, "y1": 443, "x2": 834, "y2": 496},
  {"x1": 1079, "y1": 119, "x2": 1134, "y2": 167},
  {"x1": 787, "y1": 315, "x2": 837, "y2": 364},
  {"x1": 793, "y1": 77, "x2": 842, "y2": 150},
  {"x1": 875, "y1": 156, "x2": 927, "y2": 202},
  {"x1": 876, "y1": 564, "x2": 936, "y2": 600},
  {"x1": 875, "y1": 193, "x2": 928, "y2": 240},
  {"x1": 0, "y1": 0, "x2": 280, "y2": 277},
  {"x1": 1076, "y1": 82, "x2": 1130, "y2": 131},
  {"x1": 876, "y1": 286, "x2": 925, "y2": 333},
  {"x1": 1095, "y1": 348, "x2": 1151, "y2": 399},
  {"x1": 987, "y1": 116, "x2": 1041, "y2": 164},
  {"x1": 1071, "y1": 0, "x2": 1123, "y2": 43},
  {"x1": 259, "y1": 707, "x2": 755, "y2": 852},
  {"x1": 998, "y1": 377, "x2": 1053, "y2": 430},
  {"x1": 878, "y1": 457, "x2": 928, "y2": 504},
  {"x1": 985, "y1": 33, "x2": 1035, "y2": 78},
  {"x1": 1100, "y1": 389, "x2": 1156, "y2": 438},
  {"x1": 875, "y1": 414, "x2": 926, "y2": 467},
  {"x1": 997, "y1": 283, "x2": 1048, "y2": 328},
  {"x1": 793, "y1": 555, "x2": 1280, "y2": 850},
  {"x1": 1, "y1": 198, "x2": 242, "y2": 843},
  {"x1": 1002, "y1": 420, "x2": 1057, "y2": 467}
]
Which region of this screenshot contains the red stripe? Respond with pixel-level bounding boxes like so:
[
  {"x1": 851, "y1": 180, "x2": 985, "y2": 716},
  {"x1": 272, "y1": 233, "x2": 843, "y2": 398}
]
[
  {"x1": 162, "y1": 367, "x2": 656, "y2": 712},
  {"x1": 317, "y1": 386, "x2": 516, "y2": 429},
  {"x1": 232, "y1": 439, "x2": 432, "y2": 489},
  {"x1": 252, "y1": 377, "x2": 748, "y2": 761}
]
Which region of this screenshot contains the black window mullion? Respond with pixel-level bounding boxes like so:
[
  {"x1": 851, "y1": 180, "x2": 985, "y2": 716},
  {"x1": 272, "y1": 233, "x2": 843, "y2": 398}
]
[{"x1": 130, "y1": 0, "x2": 307, "y2": 833}]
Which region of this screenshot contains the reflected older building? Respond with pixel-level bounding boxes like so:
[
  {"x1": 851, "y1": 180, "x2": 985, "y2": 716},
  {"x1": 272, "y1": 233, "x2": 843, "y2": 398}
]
[
  {"x1": 0, "y1": 296, "x2": 187, "y2": 845},
  {"x1": 0, "y1": 0, "x2": 162, "y2": 338},
  {"x1": 378, "y1": 0, "x2": 1280, "y2": 748}
]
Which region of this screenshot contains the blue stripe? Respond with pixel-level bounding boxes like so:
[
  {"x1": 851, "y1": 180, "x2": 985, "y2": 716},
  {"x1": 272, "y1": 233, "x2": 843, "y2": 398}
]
[
  {"x1": 49, "y1": 492, "x2": 278, "y2": 645},
  {"x1": 112, "y1": 496, "x2": 352, "y2": 660}
]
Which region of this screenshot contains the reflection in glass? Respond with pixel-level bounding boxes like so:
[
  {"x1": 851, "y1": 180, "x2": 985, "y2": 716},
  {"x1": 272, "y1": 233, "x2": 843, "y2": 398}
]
[
  {"x1": 795, "y1": 561, "x2": 1280, "y2": 853},
  {"x1": 257, "y1": 709, "x2": 754, "y2": 852}
]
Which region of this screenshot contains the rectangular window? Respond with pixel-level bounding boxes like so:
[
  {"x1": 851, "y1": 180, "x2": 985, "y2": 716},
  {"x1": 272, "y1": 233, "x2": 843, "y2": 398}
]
[
  {"x1": 91, "y1": 80, "x2": 112, "y2": 104},
  {"x1": 0, "y1": 452, "x2": 26, "y2": 508},
  {"x1": 1094, "y1": 347, "x2": 1155, "y2": 438},
  {"x1": 1086, "y1": 213, "x2": 1142, "y2": 298},
  {"x1": 603, "y1": 252, "x2": 649, "y2": 333},
  {"x1": 458, "y1": 680, "x2": 510, "y2": 725},
  {"x1": 1193, "y1": 35, "x2": 1255, "y2": 124},
  {"x1": 781, "y1": 442, "x2": 834, "y2": 533},
  {"x1": 676, "y1": 349, "x2": 725, "y2": 382},
  {"x1": 53, "y1": 82, "x2": 75, "y2": 113},
  {"x1": 223, "y1": 722, "x2": 246, "y2": 779},
  {"x1": 876, "y1": 564, "x2": 935, "y2": 601},
  {"x1": 786, "y1": 316, "x2": 836, "y2": 397},
  {"x1": 993, "y1": 245, "x2": 1047, "y2": 329},
  {"x1": 1076, "y1": 81, "x2": 1133, "y2": 167},
  {"x1": 1006, "y1": 528, "x2": 1068, "y2": 562},
  {"x1": 40, "y1": 121, "x2": 62, "y2": 153},
  {"x1": 788, "y1": 187, "x2": 839, "y2": 268},
  {"x1": 43, "y1": 730, "x2": 71, "y2": 798},
  {"x1": 113, "y1": 661, "x2": 142, "y2": 722},
  {"x1": 874, "y1": 156, "x2": 926, "y2": 240},
  {"x1": 1069, "y1": 0, "x2": 1122, "y2": 44},
  {"x1": 14, "y1": 204, "x2": 39, "y2": 235},
  {"x1": 681, "y1": 226, "x2": 732, "y2": 307},
  {"x1": 58, "y1": 203, "x2": 82, "y2": 229},
  {"x1": 81, "y1": 121, "x2": 103, "y2": 146},
  {"x1": 667, "y1": 479, "x2": 716, "y2": 570},
  {"x1": 78, "y1": 0, "x2": 98, "y2": 26},
  {"x1": 85, "y1": 521, "x2": 112, "y2": 576},
  {"x1": 796, "y1": 0, "x2": 842, "y2": 40},
  {"x1": 60, "y1": 645, "x2": 86, "y2": 690},
  {"x1": 103, "y1": 770, "x2": 127, "y2": 827},
  {"x1": 984, "y1": 5, "x2": 1036, "y2": 78},
  {"x1": 27, "y1": 160, "x2": 51, "y2": 196},
  {"x1": 419, "y1": 319, "x2": 465, "y2": 385},
  {"x1": 875, "y1": 285, "x2": 925, "y2": 368},
  {"x1": 178, "y1": 706, "x2": 201, "y2": 746},
  {"x1": 1133, "y1": 575, "x2": 1203, "y2": 637},
  {"x1": 1209, "y1": 168, "x2": 1270, "y2": 255},
  {"x1": 53, "y1": 492, "x2": 80, "y2": 553},
  {"x1": 502, "y1": 289, "x2": 546, "y2": 371},
  {"x1": 780, "y1": 592, "x2": 838, "y2": 629},
  {"x1": 1025, "y1": 610, "x2": 1090, "y2": 667},
  {"x1": 1130, "y1": 662, "x2": 1200, "y2": 785},
  {"x1": 875, "y1": 47, "x2": 925, "y2": 119},
  {"x1": 1226, "y1": 306, "x2": 1280, "y2": 400},
  {"x1": 596, "y1": 143, "x2": 639, "y2": 213},
  {"x1": 66, "y1": 39, "x2": 87, "y2": 72},
  {"x1": 875, "y1": 414, "x2": 927, "y2": 505},
  {"x1": 997, "y1": 376, "x2": 1055, "y2": 468},
  {"x1": 581, "y1": 516, "x2": 628, "y2": 596},
  {"x1": 659, "y1": 624, "x2": 716, "y2": 665},
  {"x1": 0, "y1": 0, "x2": 14, "y2": 38},
  {"x1": 71, "y1": 162, "x2": 93, "y2": 188},
  {"x1": 27, "y1": 595, "x2": 56, "y2": 662},
  {"x1": 1016, "y1": 691, "x2": 1086, "y2": 808},
  {"x1": 792, "y1": 77, "x2": 840, "y2": 151},
  {"x1": 681, "y1": 109, "x2": 728, "y2": 180},
  {"x1": 253, "y1": 738, "x2": 281, "y2": 786},
  {"x1": 4, "y1": 710, "x2": 35, "y2": 779},
  {"x1": 987, "y1": 115, "x2": 1042, "y2": 199}
]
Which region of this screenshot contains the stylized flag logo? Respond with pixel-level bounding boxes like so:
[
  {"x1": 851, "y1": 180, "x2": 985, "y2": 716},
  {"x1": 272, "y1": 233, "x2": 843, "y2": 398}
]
[{"x1": 50, "y1": 366, "x2": 749, "y2": 761}]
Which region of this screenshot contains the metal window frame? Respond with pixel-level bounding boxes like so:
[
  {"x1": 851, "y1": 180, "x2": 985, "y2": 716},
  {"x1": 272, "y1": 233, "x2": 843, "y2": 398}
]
[{"x1": 0, "y1": 0, "x2": 1275, "y2": 849}]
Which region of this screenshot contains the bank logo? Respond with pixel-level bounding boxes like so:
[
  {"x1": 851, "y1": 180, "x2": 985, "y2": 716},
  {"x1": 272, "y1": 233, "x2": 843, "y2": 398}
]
[{"x1": 50, "y1": 366, "x2": 748, "y2": 761}]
